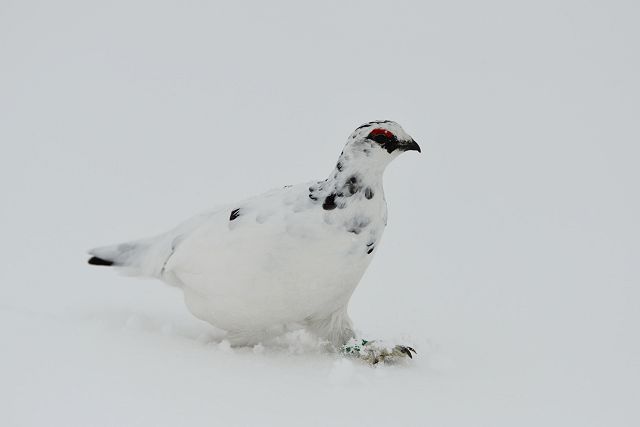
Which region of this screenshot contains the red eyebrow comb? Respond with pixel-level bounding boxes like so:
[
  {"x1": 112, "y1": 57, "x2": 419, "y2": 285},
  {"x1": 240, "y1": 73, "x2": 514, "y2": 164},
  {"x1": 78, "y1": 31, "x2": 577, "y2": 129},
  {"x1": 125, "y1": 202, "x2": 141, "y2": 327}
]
[{"x1": 369, "y1": 128, "x2": 394, "y2": 139}]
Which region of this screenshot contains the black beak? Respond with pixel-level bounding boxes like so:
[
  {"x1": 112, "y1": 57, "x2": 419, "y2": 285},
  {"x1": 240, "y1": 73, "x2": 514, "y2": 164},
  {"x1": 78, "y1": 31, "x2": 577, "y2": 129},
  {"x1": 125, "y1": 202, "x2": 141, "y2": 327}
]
[{"x1": 401, "y1": 139, "x2": 421, "y2": 153}]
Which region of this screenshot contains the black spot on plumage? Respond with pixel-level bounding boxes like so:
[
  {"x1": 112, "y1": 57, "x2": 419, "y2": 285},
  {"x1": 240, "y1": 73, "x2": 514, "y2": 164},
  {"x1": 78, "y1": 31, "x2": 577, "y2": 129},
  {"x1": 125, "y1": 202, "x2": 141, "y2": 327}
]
[
  {"x1": 336, "y1": 161, "x2": 343, "y2": 171},
  {"x1": 230, "y1": 208, "x2": 241, "y2": 221},
  {"x1": 355, "y1": 120, "x2": 392, "y2": 132},
  {"x1": 88, "y1": 256, "x2": 114, "y2": 266},
  {"x1": 322, "y1": 194, "x2": 337, "y2": 210},
  {"x1": 365, "y1": 240, "x2": 375, "y2": 254},
  {"x1": 309, "y1": 193, "x2": 318, "y2": 201},
  {"x1": 348, "y1": 176, "x2": 360, "y2": 194},
  {"x1": 365, "y1": 187, "x2": 374, "y2": 199},
  {"x1": 342, "y1": 175, "x2": 361, "y2": 196}
]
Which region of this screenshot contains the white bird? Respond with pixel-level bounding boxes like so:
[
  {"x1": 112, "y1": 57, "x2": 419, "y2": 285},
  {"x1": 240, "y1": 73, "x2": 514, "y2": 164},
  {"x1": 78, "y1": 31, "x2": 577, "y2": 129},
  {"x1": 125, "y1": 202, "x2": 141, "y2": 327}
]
[{"x1": 89, "y1": 120, "x2": 420, "y2": 363}]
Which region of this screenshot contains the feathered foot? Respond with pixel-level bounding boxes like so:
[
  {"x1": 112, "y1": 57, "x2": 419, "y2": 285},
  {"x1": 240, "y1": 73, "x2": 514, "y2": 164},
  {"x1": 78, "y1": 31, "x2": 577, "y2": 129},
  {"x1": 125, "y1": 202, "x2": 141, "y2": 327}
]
[{"x1": 341, "y1": 338, "x2": 417, "y2": 365}]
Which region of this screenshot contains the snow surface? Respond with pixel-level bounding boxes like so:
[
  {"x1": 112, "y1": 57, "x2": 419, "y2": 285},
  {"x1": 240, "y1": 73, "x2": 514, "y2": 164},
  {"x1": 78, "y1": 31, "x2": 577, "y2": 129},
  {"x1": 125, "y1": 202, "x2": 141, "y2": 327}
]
[{"x1": 1, "y1": 1, "x2": 639, "y2": 426}]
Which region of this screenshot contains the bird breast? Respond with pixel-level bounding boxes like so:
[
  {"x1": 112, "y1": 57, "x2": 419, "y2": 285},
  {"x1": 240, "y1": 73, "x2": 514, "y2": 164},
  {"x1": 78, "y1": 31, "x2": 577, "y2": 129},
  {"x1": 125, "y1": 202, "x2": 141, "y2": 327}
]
[{"x1": 164, "y1": 181, "x2": 387, "y2": 331}]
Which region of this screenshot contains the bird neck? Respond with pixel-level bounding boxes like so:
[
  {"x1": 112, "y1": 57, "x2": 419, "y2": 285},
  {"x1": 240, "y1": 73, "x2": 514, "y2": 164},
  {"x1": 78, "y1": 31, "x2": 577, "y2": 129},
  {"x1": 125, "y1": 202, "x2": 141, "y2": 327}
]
[
  {"x1": 326, "y1": 166, "x2": 383, "y2": 194},
  {"x1": 308, "y1": 149, "x2": 388, "y2": 211},
  {"x1": 315, "y1": 157, "x2": 386, "y2": 210},
  {"x1": 328, "y1": 150, "x2": 388, "y2": 190}
]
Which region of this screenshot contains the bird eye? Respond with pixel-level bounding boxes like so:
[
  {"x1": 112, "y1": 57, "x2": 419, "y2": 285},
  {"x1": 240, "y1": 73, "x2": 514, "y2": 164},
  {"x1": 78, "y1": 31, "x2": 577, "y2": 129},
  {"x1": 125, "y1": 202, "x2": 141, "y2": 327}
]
[{"x1": 368, "y1": 128, "x2": 395, "y2": 144}]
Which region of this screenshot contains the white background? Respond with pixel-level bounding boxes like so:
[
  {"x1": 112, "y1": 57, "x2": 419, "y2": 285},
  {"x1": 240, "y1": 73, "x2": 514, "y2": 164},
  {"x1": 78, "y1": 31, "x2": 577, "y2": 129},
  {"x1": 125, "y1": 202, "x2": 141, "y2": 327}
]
[{"x1": 1, "y1": 1, "x2": 638, "y2": 426}]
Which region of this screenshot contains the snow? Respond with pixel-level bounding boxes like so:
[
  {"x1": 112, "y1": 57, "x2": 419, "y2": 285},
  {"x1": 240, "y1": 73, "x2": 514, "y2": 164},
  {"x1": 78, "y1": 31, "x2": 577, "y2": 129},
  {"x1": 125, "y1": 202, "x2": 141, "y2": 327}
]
[{"x1": 1, "y1": 1, "x2": 639, "y2": 426}]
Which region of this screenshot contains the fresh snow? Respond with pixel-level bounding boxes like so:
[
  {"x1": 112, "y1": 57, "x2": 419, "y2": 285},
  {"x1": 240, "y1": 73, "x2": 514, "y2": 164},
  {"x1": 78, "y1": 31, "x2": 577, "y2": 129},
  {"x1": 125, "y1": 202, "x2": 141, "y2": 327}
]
[{"x1": 1, "y1": 1, "x2": 639, "y2": 426}]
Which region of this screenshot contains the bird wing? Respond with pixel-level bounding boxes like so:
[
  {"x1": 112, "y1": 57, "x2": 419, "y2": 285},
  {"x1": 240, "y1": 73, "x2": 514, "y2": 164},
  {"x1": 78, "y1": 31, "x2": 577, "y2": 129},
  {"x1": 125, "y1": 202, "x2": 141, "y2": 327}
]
[{"x1": 161, "y1": 182, "x2": 328, "y2": 286}]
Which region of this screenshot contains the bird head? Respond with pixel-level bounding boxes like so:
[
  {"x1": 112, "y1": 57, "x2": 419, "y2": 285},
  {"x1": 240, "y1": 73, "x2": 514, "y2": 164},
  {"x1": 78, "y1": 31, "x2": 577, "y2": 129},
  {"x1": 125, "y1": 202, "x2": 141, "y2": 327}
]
[{"x1": 340, "y1": 121, "x2": 420, "y2": 171}]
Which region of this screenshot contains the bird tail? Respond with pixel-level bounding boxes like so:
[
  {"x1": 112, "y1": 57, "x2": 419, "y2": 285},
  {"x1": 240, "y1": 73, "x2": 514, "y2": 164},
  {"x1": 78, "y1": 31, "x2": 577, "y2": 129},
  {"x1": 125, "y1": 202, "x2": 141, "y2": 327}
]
[
  {"x1": 87, "y1": 210, "x2": 214, "y2": 280},
  {"x1": 87, "y1": 236, "x2": 172, "y2": 278}
]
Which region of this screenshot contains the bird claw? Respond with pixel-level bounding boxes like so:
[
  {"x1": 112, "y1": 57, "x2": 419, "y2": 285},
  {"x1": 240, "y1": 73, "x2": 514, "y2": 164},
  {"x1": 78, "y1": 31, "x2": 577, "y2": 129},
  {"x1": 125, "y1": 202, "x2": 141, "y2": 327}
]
[
  {"x1": 341, "y1": 339, "x2": 417, "y2": 365},
  {"x1": 395, "y1": 345, "x2": 417, "y2": 359}
]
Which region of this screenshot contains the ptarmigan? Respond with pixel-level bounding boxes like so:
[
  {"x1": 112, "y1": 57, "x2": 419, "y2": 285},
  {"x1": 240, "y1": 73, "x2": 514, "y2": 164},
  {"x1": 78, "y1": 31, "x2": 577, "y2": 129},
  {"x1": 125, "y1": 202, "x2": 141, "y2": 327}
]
[{"x1": 89, "y1": 120, "x2": 420, "y2": 363}]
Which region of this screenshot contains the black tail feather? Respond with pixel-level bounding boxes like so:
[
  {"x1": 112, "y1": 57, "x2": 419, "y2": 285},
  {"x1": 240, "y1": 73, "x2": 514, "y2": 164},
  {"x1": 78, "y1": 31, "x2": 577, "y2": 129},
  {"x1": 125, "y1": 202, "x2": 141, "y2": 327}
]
[{"x1": 88, "y1": 256, "x2": 114, "y2": 266}]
